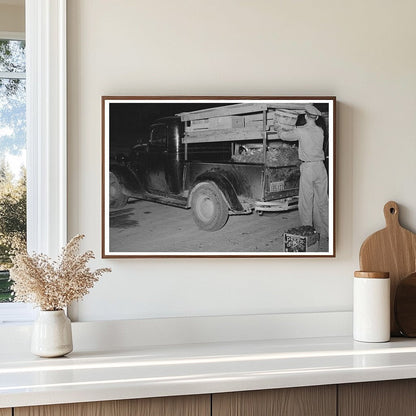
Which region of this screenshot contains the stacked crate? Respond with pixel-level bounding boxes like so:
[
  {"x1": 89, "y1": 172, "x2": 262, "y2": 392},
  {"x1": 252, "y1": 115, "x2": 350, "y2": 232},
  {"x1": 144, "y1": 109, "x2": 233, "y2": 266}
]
[{"x1": 180, "y1": 103, "x2": 304, "y2": 144}]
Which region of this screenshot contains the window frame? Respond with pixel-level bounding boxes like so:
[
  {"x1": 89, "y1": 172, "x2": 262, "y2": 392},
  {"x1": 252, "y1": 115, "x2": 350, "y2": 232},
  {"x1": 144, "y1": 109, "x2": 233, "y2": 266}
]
[
  {"x1": 26, "y1": 0, "x2": 67, "y2": 257},
  {"x1": 0, "y1": 0, "x2": 67, "y2": 323}
]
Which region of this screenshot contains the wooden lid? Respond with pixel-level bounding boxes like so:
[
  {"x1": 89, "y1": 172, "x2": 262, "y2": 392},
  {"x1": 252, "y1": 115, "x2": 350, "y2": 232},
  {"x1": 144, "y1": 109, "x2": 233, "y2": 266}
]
[{"x1": 354, "y1": 271, "x2": 389, "y2": 279}]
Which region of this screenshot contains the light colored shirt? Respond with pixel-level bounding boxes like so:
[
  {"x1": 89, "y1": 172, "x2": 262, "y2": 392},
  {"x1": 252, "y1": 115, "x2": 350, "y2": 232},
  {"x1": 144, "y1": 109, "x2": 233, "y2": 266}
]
[{"x1": 280, "y1": 124, "x2": 324, "y2": 162}]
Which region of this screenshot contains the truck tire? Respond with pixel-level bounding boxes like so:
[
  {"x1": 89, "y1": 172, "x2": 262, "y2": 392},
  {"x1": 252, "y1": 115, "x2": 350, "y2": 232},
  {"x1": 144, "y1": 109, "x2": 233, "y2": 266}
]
[
  {"x1": 191, "y1": 182, "x2": 229, "y2": 231},
  {"x1": 110, "y1": 172, "x2": 128, "y2": 210}
]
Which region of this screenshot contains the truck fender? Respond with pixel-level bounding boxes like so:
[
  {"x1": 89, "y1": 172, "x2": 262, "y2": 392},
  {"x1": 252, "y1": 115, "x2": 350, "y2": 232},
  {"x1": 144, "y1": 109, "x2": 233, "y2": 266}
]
[
  {"x1": 188, "y1": 172, "x2": 244, "y2": 213},
  {"x1": 110, "y1": 164, "x2": 144, "y2": 196}
]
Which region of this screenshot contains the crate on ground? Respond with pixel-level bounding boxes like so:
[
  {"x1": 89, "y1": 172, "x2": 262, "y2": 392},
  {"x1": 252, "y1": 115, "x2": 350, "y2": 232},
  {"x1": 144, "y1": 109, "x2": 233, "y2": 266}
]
[{"x1": 284, "y1": 226, "x2": 320, "y2": 252}]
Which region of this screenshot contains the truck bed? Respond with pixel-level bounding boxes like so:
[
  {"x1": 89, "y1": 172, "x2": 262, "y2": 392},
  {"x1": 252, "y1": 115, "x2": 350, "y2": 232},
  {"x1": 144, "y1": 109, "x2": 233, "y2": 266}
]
[{"x1": 186, "y1": 160, "x2": 299, "y2": 204}]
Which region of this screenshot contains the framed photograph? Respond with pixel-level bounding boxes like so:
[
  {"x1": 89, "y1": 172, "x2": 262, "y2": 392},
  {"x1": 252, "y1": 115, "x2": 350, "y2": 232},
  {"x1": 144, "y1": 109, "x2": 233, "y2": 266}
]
[{"x1": 102, "y1": 96, "x2": 336, "y2": 257}]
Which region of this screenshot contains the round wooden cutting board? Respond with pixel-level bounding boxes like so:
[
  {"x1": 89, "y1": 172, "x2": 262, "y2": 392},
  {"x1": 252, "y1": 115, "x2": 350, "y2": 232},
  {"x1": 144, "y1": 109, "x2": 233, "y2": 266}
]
[{"x1": 359, "y1": 201, "x2": 416, "y2": 336}]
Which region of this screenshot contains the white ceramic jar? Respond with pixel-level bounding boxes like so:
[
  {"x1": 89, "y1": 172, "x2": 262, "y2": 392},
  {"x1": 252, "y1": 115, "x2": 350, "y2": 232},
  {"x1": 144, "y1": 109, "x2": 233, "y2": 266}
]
[
  {"x1": 31, "y1": 310, "x2": 73, "y2": 357},
  {"x1": 353, "y1": 271, "x2": 390, "y2": 343}
]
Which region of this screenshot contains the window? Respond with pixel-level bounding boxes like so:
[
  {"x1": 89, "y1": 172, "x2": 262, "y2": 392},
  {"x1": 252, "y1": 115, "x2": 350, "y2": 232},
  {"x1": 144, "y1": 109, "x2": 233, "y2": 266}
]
[
  {"x1": 150, "y1": 125, "x2": 167, "y2": 147},
  {"x1": 0, "y1": 36, "x2": 26, "y2": 304},
  {"x1": 0, "y1": 33, "x2": 34, "y2": 322},
  {"x1": 0, "y1": 0, "x2": 68, "y2": 323}
]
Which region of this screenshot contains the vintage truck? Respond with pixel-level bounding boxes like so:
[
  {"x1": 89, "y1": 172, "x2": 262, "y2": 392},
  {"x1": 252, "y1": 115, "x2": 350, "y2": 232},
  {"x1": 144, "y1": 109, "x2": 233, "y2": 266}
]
[{"x1": 109, "y1": 102, "x2": 305, "y2": 231}]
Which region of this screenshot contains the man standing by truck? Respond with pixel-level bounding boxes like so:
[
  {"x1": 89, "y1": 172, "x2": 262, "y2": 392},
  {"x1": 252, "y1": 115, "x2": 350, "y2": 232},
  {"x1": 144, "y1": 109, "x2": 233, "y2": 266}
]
[{"x1": 276, "y1": 104, "x2": 328, "y2": 247}]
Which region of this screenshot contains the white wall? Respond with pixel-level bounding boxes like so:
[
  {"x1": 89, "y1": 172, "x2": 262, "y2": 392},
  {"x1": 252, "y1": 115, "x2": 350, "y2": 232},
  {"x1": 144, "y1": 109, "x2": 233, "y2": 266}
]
[{"x1": 67, "y1": 0, "x2": 416, "y2": 322}]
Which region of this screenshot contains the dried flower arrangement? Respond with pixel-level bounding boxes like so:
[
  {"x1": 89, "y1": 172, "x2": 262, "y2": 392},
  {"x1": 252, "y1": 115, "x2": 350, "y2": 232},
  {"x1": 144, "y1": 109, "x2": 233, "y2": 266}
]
[{"x1": 10, "y1": 234, "x2": 111, "y2": 311}]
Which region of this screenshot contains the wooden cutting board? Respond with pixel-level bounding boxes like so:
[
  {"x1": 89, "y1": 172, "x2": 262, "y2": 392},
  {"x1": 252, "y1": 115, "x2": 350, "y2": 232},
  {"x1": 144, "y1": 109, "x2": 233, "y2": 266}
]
[{"x1": 359, "y1": 201, "x2": 416, "y2": 336}]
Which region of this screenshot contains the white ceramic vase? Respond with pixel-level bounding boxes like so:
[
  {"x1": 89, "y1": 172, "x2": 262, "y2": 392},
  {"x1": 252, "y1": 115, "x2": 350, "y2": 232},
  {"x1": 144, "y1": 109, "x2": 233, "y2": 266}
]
[{"x1": 31, "y1": 310, "x2": 73, "y2": 357}]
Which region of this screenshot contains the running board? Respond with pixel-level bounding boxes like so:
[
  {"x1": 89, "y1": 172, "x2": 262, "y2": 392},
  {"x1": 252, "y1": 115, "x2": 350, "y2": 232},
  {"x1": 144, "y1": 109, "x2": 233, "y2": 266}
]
[{"x1": 131, "y1": 192, "x2": 188, "y2": 209}]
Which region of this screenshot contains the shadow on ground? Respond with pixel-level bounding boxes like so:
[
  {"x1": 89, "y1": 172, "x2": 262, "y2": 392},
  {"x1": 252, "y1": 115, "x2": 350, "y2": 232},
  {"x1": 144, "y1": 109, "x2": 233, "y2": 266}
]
[{"x1": 109, "y1": 207, "x2": 139, "y2": 229}]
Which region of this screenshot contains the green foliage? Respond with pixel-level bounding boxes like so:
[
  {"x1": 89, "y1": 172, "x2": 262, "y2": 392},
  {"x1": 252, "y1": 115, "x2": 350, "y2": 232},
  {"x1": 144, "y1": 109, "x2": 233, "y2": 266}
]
[
  {"x1": 0, "y1": 39, "x2": 25, "y2": 73},
  {"x1": 0, "y1": 161, "x2": 26, "y2": 269},
  {"x1": 0, "y1": 270, "x2": 13, "y2": 302}
]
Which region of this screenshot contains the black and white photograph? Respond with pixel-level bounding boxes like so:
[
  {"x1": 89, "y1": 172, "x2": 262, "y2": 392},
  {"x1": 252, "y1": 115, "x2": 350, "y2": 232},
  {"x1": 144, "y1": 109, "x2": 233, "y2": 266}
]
[{"x1": 102, "y1": 97, "x2": 335, "y2": 257}]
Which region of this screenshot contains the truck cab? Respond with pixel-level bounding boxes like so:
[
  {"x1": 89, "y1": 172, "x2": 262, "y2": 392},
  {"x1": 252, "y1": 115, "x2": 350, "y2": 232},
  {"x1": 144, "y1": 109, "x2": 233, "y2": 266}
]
[{"x1": 135, "y1": 117, "x2": 184, "y2": 196}]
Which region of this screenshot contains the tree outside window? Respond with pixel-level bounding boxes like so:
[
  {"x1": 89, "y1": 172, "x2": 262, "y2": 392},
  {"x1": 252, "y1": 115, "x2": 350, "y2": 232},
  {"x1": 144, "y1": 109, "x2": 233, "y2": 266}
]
[{"x1": 0, "y1": 38, "x2": 27, "y2": 302}]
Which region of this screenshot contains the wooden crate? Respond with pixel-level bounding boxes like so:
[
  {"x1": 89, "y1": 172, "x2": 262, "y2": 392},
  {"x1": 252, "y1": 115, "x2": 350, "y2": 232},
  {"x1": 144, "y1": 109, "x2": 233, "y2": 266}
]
[
  {"x1": 274, "y1": 109, "x2": 298, "y2": 131},
  {"x1": 186, "y1": 116, "x2": 245, "y2": 133},
  {"x1": 284, "y1": 231, "x2": 320, "y2": 252},
  {"x1": 185, "y1": 118, "x2": 209, "y2": 132},
  {"x1": 208, "y1": 116, "x2": 244, "y2": 130}
]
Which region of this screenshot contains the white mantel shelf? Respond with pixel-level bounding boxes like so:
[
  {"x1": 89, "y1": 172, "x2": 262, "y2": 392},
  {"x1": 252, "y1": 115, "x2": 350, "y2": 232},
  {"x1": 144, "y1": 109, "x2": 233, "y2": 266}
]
[{"x1": 2, "y1": 335, "x2": 416, "y2": 409}]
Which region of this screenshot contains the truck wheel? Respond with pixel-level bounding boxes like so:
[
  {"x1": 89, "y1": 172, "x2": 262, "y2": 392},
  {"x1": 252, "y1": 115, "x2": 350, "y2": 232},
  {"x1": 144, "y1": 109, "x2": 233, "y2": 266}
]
[
  {"x1": 110, "y1": 172, "x2": 128, "y2": 209},
  {"x1": 191, "y1": 182, "x2": 229, "y2": 231}
]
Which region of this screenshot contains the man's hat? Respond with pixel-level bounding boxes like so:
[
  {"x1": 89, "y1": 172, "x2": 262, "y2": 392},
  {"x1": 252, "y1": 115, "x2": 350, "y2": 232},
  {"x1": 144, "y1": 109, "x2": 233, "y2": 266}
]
[{"x1": 304, "y1": 104, "x2": 321, "y2": 117}]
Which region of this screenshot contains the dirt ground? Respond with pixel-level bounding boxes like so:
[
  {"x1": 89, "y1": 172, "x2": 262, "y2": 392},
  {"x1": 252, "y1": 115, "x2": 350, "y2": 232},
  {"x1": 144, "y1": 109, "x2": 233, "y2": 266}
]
[{"x1": 109, "y1": 199, "x2": 326, "y2": 254}]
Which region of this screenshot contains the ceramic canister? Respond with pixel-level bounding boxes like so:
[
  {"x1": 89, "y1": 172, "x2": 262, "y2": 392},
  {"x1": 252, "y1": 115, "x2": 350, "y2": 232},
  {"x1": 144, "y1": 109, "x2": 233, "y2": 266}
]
[
  {"x1": 31, "y1": 310, "x2": 73, "y2": 357},
  {"x1": 353, "y1": 271, "x2": 390, "y2": 343}
]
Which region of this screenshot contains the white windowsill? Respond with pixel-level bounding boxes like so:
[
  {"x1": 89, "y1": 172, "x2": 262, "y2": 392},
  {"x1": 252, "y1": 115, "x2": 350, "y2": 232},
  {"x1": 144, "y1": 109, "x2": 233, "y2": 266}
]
[{"x1": 0, "y1": 303, "x2": 36, "y2": 324}]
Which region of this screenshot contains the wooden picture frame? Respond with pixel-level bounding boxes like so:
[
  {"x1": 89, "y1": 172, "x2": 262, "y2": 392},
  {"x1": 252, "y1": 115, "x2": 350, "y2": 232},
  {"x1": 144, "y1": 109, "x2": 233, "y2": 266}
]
[{"x1": 102, "y1": 96, "x2": 336, "y2": 258}]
